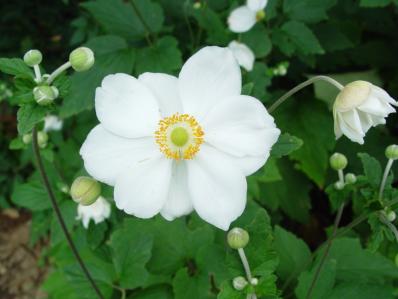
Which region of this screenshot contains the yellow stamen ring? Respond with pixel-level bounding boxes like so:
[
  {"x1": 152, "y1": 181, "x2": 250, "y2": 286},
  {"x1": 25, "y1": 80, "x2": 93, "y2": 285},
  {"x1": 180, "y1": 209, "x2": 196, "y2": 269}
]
[{"x1": 155, "y1": 113, "x2": 204, "y2": 160}]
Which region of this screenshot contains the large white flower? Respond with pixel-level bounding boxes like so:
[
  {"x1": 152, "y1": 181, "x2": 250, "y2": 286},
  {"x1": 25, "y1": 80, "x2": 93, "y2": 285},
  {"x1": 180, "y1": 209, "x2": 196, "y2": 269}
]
[
  {"x1": 228, "y1": 41, "x2": 255, "y2": 72},
  {"x1": 333, "y1": 81, "x2": 397, "y2": 144},
  {"x1": 228, "y1": 0, "x2": 268, "y2": 33},
  {"x1": 76, "y1": 196, "x2": 111, "y2": 229},
  {"x1": 80, "y1": 46, "x2": 280, "y2": 230}
]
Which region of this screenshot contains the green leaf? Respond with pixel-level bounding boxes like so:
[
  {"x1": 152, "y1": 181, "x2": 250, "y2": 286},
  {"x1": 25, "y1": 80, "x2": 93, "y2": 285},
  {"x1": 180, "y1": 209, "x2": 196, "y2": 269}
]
[
  {"x1": 131, "y1": 286, "x2": 173, "y2": 299},
  {"x1": 0, "y1": 58, "x2": 33, "y2": 77},
  {"x1": 241, "y1": 24, "x2": 272, "y2": 58},
  {"x1": 9, "y1": 138, "x2": 25, "y2": 150},
  {"x1": 358, "y1": 153, "x2": 382, "y2": 187},
  {"x1": 11, "y1": 179, "x2": 52, "y2": 211},
  {"x1": 274, "y1": 226, "x2": 312, "y2": 281},
  {"x1": 60, "y1": 35, "x2": 135, "y2": 117},
  {"x1": 172, "y1": 268, "x2": 214, "y2": 299},
  {"x1": 17, "y1": 104, "x2": 48, "y2": 135},
  {"x1": 82, "y1": 0, "x2": 164, "y2": 41},
  {"x1": 326, "y1": 283, "x2": 395, "y2": 299},
  {"x1": 283, "y1": 0, "x2": 337, "y2": 23},
  {"x1": 135, "y1": 36, "x2": 182, "y2": 74},
  {"x1": 271, "y1": 133, "x2": 303, "y2": 158},
  {"x1": 360, "y1": 0, "x2": 393, "y2": 7},
  {"x1": 217, "y1": 281, "x2": 244, "y2": 299},
  {"x1": 50, "y1": 200, "x2": 77, "y2": 245},
  {"x1": 110, "y1": 228, "x2": 153, "y2": 289},
  {"x1": 280, "y1": 21, "x2": 324, "y2": 55}
]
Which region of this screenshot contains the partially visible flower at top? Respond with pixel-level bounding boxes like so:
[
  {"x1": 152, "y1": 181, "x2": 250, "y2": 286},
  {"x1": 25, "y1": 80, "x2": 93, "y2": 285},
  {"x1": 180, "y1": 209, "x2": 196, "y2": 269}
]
[
  {"x1": 80, "y1": 46, "x2": 280, "y2": 230},
  {"x1": 333, "y1": 81, "x2": 397, "y2": 144},
  {"x1": 44, "y1": 115, "x2": 63, "y2": 132},
  {"x1": 76, "y1": 196, "x2": 111, "y2": 229},
  {"x1": 228, "y1": 0, "x2": 268, "y2": 33},
  {"x1": 228, "y1": 41, "x2": 255, "y2": 72}
]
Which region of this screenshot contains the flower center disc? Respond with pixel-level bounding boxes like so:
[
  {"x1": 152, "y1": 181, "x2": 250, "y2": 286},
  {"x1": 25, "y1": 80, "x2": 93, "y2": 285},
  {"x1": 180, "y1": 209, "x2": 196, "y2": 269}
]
[{"x1": 155, "y1": 113, "x2": 204, "y2": 160}]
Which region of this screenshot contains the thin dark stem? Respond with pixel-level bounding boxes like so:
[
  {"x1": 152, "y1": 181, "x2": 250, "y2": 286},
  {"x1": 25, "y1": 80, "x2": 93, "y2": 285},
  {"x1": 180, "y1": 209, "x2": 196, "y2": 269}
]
[
  {"x1": 305, "y1": 203, "x2": 345, "y2": 299},
  {"x1": 130, "y1": 0, "x2": 154, "y2": 46},
  {"x1": 32, "y1": 127, "x2": 105, "y2": 299}
]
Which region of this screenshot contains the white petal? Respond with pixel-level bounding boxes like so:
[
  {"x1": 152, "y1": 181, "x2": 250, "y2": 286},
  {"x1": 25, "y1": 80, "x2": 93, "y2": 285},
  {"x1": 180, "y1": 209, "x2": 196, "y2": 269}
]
[
  {"x1": 337, "y1": 112, "x2": 364, "y2": 144},
  {"x1": 247, "y1": 0, "x2": 268, "y2": 11},
  {"x1": 114, "y1": 156, "x2": 172, "y2": 218},
  {"x1": 228, "y1": 6, "x2": 257, "y2": 33},
  {"x1": 203, "y1": 95, "x2": 280, "y2": 157},
  {"x1": 179, "y1": 46, "x2": 241, "y2": 121},
  {"x1": 160, "y1": 161, "x2": 193, "y2": 221},
  {"x1": 138, "y1": 72, "x2": 182, "y2": 117},
  {"x1": 80, "y1": 125, "x2": 158, "y2": 186},
  {"x1": 228, "y1": 41, "x2": 255, "y2": 71},
  {"x1": 44, "y1": 115, "x2": 63, "y2": 132},
  {"x1": 357, "y1": 96, "x2": 395, "y2": 116},
  {"x1": 333, "y1": 109, "x2": 343, "y2": 139},
  {"x1": 226, "y1": 151, "x2": 271, "y2": 176},
  {"x1": 95, "y1": 73, "x2": 161, "y2": 138},
  {"x1": 357, "y1": 110, "x2": 373, "y2": 132},
  {"x1": 371, "y1": 85, "x2": 397, "y2": 106},
  {"x1": 340, "y1": 109, "x2": 364, "y2": 135},
  {"x1": 187, "y1": 145, "x2": 247, "y2": 230},
  {"x1": 77, "y1": 196, "x2": 111, "y2": 229}
]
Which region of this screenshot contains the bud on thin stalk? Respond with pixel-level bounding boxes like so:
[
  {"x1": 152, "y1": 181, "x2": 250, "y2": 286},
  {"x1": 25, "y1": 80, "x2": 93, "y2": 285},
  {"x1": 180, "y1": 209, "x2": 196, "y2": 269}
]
[
  {"x1": 227, "y1": 227, "x2": 249, "y2": 249},
  {"x1": 70, "y1": 176, "x2": 101, "y2": 206}
]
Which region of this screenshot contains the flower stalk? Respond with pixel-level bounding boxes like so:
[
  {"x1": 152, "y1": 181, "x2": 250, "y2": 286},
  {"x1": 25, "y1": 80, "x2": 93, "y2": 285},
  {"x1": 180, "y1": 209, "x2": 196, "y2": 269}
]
[
  {"x1": 378, "y1": 158, "x2": 394, "y2": 202},
  {"x1": 46, "y1": 61, "x2": 72, "y2": 84}
]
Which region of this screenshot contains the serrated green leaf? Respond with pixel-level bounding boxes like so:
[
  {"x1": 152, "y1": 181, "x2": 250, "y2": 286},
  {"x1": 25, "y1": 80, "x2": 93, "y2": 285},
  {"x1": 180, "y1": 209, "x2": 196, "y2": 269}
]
[
  {"x1": 283, "y1": 0, "x2": 337, "y2": 23},
  {"x1": 241, "y1": 24, "x2": 272, "y2": 58},
  {"x1": 271, "y1": 133, "x2": 303, "y2": 158},
  {"x1": 0, "y1": 58, "x2": 33, "y2": 77},
  {"x1": 358, "y1": 152, "x2": 382, "y2": 187},
  {"x1": 11, "y1": 179, "x2": 52, "y2": 211},
  {"x1": 326, "y1": 283, "x2": 395, "y2": 299},
  {"x1": 17, "y1": 104, "x2": 48, "y2": 135},
  {"x1": 172, "y1": 268, "x2": 214, "y2": 299}
]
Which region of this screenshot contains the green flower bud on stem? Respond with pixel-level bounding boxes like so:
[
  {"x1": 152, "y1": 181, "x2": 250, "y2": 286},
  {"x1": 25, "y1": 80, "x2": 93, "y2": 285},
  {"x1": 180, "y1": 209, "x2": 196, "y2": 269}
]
[
  {"x1": 330, "y1": 153, "x2": 348, "y2": 171},
  {"x1": 385, "y1": 145, "x2": 398, "y2": 160},
  {"x1": 232, "y1": 276, "x2": 248, "y2": 291},
  {"x1": 70, "y1": 176, "x2": 101, "y2": 206},
  {"x1": 334, "y1": 181, "x2": 345, "y2": 190},
  {"x1": 345, "y1": 173, "x2": 357, "y2": 184},
  {"x1": 22, "y1": 134, "x2": 32, "y2": 144},
  {"x1": 227, "y1": 227, "x2": 250, "y2": 249},
  {"x1": 23, "y1": 49, "x2": 42, "y2": 66},
  {"x1": 69, "y1": 47, "x2": 95, "y2": 72},
  {"x1": 33, "y1": 86, "x2": 59, "y2": 105},
  {"x1": 37, "y1": 131, "x2": 48, "y2": 148},
  {"x1": 250, "y1": 278, "x2": 258, "y2": 286},
  {"x1": 385, "y1": 209, "x2": 397, "y2": 222}
]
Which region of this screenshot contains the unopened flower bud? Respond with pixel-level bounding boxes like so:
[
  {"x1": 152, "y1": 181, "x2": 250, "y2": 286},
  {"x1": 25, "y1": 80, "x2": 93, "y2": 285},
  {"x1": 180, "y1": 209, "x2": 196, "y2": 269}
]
[
  {"x1": 232, "y1": 276, "x2": 248, "y2": 291},
  {"x1": 385, "y1": 145, "x2": 398, "y2": 160},
  {"x1": 193, "y1": 1, "x2": 201, "y2": 9},
  {"x1": 23, "y1": 49, "x2": 42, "y2": 66},
  {"x1": 345, "y1": 173, "x2": 357, "y2": 184},
  {"x1": 70, "y1": 176, "x2": 101, "y2": 206},
  {"x1": 69, "y1": 47, "x2": 94, "y2": 72},
  {"x1": 250, "y1": 277, "x2": 258, "y2": 286},
  {"x1": 22, "y1": 134, "x2": 32, "y2": 144},
  {"x1": 37, "y1": 131, "x2": 48, "y2": 148},
  {"x1": 387, "y1": 210, "x2": 396, "y2": 222},
  {"x1": 227, "y1": 227, "x2": 249, "y2": 249},
  {"x1": 33, "y1": 86, "x2": 59, "y2": 105},
  {"x1": 334, "y1": 181, "x2": 345, "y2": 190},
  {"x1": 330, "y1": 153, "x2": 347, "y2": 171}
]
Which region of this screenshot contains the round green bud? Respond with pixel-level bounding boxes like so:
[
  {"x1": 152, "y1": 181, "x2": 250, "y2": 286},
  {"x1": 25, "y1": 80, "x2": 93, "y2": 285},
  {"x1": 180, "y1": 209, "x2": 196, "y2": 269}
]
[
  {"x1": 232, "y1": 276, "x2": 248, "y2": 291},
  {"x1": 33, "y1": 86, "x2": 59, "y2": 105},
  {"x1": 250, "y1": 278, "x2": 258, "y2": 286},
  {"x1": 23, "y1": 49, "x2": 42, "y2": 66},
  {"x1": 385, "y1": 145, "x2": 398, "y2": 160},
  {"x1": 387, "y1": 210, "x2": 396, "y2": 222},
  {"x1": 69, "y1": 47, "x2": 95, "y2": 72},
  {"x1": 193, "y1": 2, "x2": 201, "y2": 9},
  {"x1": 345, "y1": 173, "x2": 357, "y2": 184},
  {"x1": 70, "y1": 176, "x2": 101, "y2": 206},
  {"x1": 227, "y1": 227, "x2": 250, "y2": 249},
  {"x1": 329, "y1": 153, "x2": 348, "y2": 171},
  {"x1": 37, "y1": 131, "x2": 48, "y2": 148},
  {"x1": 22, "y1": 134, "x2": 32, "y2": 144},
  {"x1": 334, "y1": 181, "x2": 345, "y2": 190}
]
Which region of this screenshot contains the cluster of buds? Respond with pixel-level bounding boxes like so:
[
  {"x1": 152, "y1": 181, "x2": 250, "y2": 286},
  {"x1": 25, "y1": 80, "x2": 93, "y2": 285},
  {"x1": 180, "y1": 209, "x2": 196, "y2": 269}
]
[{"x1": 22, "y1": 131, "x2": 48, "y2": 148}]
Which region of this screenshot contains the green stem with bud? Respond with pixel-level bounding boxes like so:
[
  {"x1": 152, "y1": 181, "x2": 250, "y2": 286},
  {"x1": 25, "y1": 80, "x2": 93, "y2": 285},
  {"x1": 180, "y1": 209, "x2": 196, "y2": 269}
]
[
  {"x1": 338, "y1": 169, "x2": 345, "y2": 185},
  {"x1": 378, "y1": 158, "x2": 394, "y2": 202},
  {"x1": 32, "y1": 126, "x2": 105, "y2": 299},
  {"x1": 379, "y1": 212, "x2": 398, "y2": 242},
  {"x1": 237, "y1": 248, "x2": 257, "y2": 299},
  {"x1": 47, "y1": 61, "x2": 72, "y2": 84},
  {"x1": 33, "y1": 65, "x2": 42, "y2": 82},
  {"x1": 268, "y1": 75, "x2": 344, "y2": 113}
]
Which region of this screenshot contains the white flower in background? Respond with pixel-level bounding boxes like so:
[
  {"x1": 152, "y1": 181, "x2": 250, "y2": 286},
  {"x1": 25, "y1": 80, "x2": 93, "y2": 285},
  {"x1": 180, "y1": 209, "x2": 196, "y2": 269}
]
[
  {"x1": 333, "y1": 81, "x2": 397, "y2": 144},
  {"x1": 228, "y1": 0, "x2": 267, "y2": 33},
  {"x1": 76, "y1": 196, "x2": 111, "y2": 229},
  {"x1": 44, "y1": 115, "x2": 63, "y2": 132},
  {"x1": 80, "y1": 46, "x2": 280, "y2": 230},
  {"x1": 228, "y1": 41, "x2": 255, "y2": 72}
]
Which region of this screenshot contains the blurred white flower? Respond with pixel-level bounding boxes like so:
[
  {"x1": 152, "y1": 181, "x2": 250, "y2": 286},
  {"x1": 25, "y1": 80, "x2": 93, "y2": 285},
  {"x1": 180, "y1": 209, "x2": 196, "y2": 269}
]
[
  {"x1": 228, "y1": 41, "x2": 255, "y2": 71},
  {"x1": 228, "y1": 0, "x2": 267, "y2": 33},
  {"x1": 76, "y1": 196, "x2": 111, "y2": 229},
  {"x1": 44, "y1": 115, "x2": 63, "y2": 132},
  {"x1": 333, "y1": 81, "x2": 397, "y2": 144},
  {"x1": 80, "y1": 46, "x2": 280, "y2": 230}
]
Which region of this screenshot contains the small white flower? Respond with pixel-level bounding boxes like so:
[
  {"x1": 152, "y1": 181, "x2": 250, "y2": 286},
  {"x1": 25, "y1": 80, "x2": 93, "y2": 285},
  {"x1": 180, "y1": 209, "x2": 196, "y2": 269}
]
[
  {"x1": 76, "y1": 196, "x2": 111, "y2": 229},
  {"x1": 44, "y1": 115, "x2": 63, "y2": 132},
  {"x1": 80, "y1": 46, "x2": 280, "y2": 230},
  {"x1": 228, "y1": 0, "x2": 267, "y2": 33},
  {"x1": 228, "y1": 41, "x2": 255, "y2": 71},
  {"x1": 333, "y1": 81, "x2": 397, "y2": 144}
]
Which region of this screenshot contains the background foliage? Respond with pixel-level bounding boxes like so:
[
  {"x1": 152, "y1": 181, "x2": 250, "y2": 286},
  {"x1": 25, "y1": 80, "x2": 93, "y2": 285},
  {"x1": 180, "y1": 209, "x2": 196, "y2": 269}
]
[{"x1": 1, "y1": 0, "x2": 398, "y2": 298}]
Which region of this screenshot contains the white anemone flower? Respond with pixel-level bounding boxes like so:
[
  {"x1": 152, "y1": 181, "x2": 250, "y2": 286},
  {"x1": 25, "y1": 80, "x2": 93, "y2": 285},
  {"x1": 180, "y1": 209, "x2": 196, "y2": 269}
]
[
  {"x1": 44, "y1": 115, "x2": 63, "y2": 132},
  {"x1": 80, "y1": 46, "x2": 280, "y2": 230},
  {"x1": 333, "y1": 81, "x2": 397, "y2": 144},
  {"x1": 228, "y1": 41, "x2": 255, "y2": 72},
  {"x1": 228, "y1": 0, "x2": 268, "y2": 33},
  {"x1": 76, "y1": 196, "x2": 111, "y2": 229}
]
